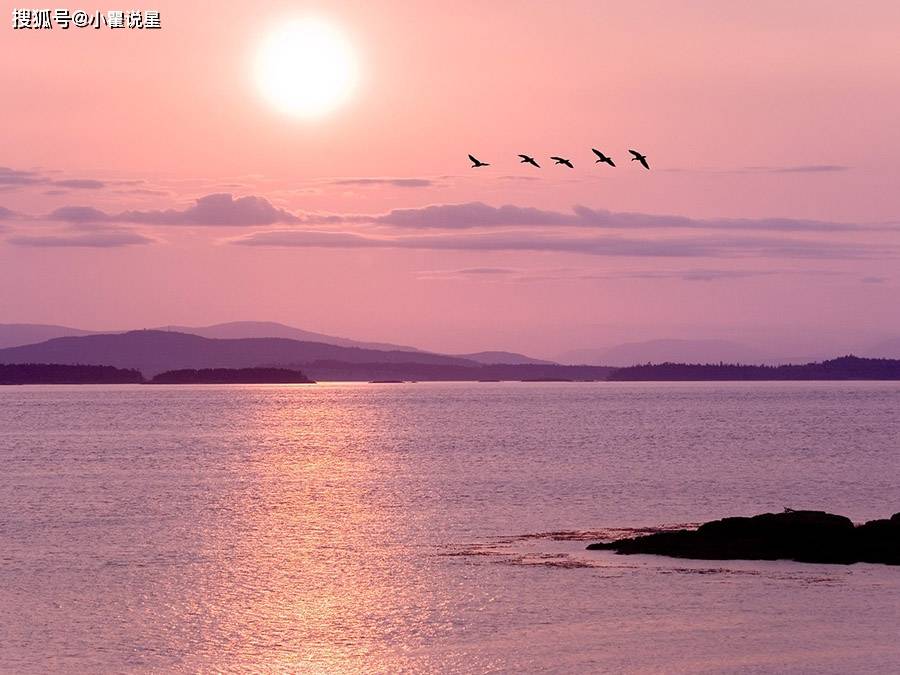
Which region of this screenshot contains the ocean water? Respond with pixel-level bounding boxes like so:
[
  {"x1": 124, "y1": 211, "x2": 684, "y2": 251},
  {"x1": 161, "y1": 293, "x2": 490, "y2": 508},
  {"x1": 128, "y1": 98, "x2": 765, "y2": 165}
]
[{"x1": 1, "y1": 381, "x2": 898, "y2": 673}]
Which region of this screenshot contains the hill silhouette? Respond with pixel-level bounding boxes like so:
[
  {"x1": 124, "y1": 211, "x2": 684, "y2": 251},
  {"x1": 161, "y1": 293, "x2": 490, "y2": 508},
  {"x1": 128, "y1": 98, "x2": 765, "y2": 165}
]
[
  {"x1": 0, "y1": 321, "x2": 422, "y2": 353},
  {"x1": 0, "y1": 324, "x2": 97, "y2": 349},
  {"x1": 0, "y1": 331, "x2": 601, "y2": 380},
  {"x1": 156, "y1": 321, "x2": 422, "y2": 353},
  {"x1": 453, "y1": 350, "x2": 555, "y2": 365},
  {"x1": 0, "y1": 321, "x2": 555, "y2": 363},
  {"x1": 0, "y1": 331, "x2": 475, "y2": 377}
]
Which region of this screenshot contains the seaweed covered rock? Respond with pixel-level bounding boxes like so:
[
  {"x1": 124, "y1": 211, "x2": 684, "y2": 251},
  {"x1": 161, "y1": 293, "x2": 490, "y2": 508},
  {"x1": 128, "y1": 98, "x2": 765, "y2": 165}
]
[{"x1": 587, "y1": 510, "x2": 900, "y2": 565}]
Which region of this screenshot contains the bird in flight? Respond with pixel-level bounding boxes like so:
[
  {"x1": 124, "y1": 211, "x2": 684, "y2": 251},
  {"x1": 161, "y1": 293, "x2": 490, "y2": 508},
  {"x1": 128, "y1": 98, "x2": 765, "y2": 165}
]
[
  {"x1": 551, "y1": 156, "x2": 574, "y2": 168},
  {"x1": 468, "y1": 154, "x2": 490, "y2": 168},
  {"x1": 592, "y1": 148, "x2": 615, "y2": 167},
  {"x1": 629, "y1": 149, "x2": 650, "y2": 170},
  {"x1": 518, "y1": 154, "x2": 540, "y2": 168}
]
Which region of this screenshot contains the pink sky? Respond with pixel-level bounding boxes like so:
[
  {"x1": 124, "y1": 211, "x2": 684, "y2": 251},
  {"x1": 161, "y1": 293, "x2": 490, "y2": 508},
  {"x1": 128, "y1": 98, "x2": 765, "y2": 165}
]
[{"x1": 1, "y1": 0, "x2": 899, "y2": 357}]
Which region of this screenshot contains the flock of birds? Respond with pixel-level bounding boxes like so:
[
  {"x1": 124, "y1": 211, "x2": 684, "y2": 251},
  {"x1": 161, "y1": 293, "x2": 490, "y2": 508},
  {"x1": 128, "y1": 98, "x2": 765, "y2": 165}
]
[{"x1": 468, "y1": 148, "x2": 650, "y2": 170}]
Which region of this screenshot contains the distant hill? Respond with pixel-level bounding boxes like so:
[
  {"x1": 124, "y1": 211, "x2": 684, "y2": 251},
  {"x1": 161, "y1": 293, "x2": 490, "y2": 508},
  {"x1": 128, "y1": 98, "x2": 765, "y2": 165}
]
[
  {"x1": 156, "y1": 321, "x2": 421, "y2": 353},
  {"x1": 0, "y1": 324, "x2": 97, "y2": 349},
  {"x1": 0, "y1": 321, "x2": 420, "y2": 353},
  {"x1": 608, "y1": 356, "x2": 900, "y2": 381},
  {"x1": 0, "y1": 322, "x2": 557, "y2": 368},
  {"x1": 560, "y1": 339, "x2": 771, "y2": 366},
  {"x1": 454, "y1": 351, "x2": 556, "y2": 365},
  {"x1": 0, "y1": 331, "x2": 475, "y2": 377}
]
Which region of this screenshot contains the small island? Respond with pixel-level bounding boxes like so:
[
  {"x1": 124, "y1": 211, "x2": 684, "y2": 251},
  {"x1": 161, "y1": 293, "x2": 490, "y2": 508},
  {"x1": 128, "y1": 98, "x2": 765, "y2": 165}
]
[
  {"x1": 150, "y1": 367, "x2": 314, "y2": 384},
  {"x1": 587, "y1": 510, "x2": 900, "y2": 565}
]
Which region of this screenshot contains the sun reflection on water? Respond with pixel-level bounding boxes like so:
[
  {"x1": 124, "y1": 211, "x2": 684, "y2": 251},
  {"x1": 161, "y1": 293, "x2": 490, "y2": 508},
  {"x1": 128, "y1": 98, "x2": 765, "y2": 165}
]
[{"x1": 153, "y1": 384, "x2": 426, "y2": 671}]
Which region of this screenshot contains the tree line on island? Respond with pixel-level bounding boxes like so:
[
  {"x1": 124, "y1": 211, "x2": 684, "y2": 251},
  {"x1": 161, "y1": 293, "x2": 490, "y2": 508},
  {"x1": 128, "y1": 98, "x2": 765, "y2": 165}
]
[
  {"x1": 3, "y1": 355, "x2": 900, "y2": 384},
  {"x1": 606, "y1": 355, "x2": 900, "y2": 381},
  {"x1": 0, "y1": 364, "x2": 313, "y2": 385}
]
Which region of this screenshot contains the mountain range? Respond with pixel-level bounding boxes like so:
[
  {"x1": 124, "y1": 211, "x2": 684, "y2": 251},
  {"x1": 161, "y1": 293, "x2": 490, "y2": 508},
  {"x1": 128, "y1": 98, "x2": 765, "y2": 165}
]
[
  {"x1": 0, "y1": 330, "x2": 610, "y2": 381},
  {"x1": 0, "y1": 331, "x2": 470, "y2": 376},
  {"x1": 2, "y1": 323, "x2": 900, "y2": 369},
  {"x1": 0, "y1": 321, "x2": 548, "y2": 365}
]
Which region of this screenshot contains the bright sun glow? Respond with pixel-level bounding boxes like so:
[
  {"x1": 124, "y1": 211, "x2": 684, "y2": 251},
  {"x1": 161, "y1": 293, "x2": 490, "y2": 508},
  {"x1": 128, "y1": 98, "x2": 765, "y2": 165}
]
[{"x1": 255, "y1": 17, "x2": 358, "y2": 119}]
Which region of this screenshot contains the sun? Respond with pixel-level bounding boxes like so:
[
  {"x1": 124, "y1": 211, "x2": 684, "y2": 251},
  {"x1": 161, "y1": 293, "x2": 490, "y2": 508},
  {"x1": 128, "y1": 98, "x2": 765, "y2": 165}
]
[{"x1": 255, "y1": 17, "x2": 358, "y2": 119}]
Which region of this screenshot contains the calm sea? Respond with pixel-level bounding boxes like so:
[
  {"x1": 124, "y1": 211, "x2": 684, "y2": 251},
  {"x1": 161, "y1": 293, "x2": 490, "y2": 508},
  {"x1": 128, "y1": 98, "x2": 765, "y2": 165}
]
[{"x1": 1, "y1": 382, "x2": 898, "y2": 673}]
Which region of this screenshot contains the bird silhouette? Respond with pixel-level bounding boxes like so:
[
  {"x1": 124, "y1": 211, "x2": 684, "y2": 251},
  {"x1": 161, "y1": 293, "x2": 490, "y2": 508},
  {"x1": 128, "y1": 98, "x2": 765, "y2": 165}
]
[
  {"x1": 518, "y1": 154, "x2": 540, "y2": 168},
  {"x1": 468, "y1": 154, "x2": 490, "y2": 168},
  {"x1": 551, "y1": 156, "x2": 574, "y2": 168},
  {"x1": 629, "y1": 149, "x2": 650, "y2": 170},
  {"x1": 592, "y1": 148, "x2": 616, "y2": 167}
]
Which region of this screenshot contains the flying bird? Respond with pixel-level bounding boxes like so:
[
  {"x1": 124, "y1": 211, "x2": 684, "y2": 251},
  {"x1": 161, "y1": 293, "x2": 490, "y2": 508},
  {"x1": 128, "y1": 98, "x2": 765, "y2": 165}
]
[
  {"x1": 551, "y1": 156, "x2": 574, "y2": 168},
  {"x1": 468, "y1": 154, "x2": 490, "y2": 168},
  {"x1": 518, "y1": 154, "x2": 540, "y2": 168},
  {"x1": 592, "y1": 148, "x2": 615, "y2": 167},
  {"x1": 629, "y1": 149, "x2": 650, "y2": 170}
]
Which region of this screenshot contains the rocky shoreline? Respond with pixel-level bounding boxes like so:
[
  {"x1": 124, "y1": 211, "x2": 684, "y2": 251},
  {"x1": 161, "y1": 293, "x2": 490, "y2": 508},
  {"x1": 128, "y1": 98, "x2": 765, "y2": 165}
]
[{"x1": 587, "y1": 510, "x2": 900, "y2": 565}]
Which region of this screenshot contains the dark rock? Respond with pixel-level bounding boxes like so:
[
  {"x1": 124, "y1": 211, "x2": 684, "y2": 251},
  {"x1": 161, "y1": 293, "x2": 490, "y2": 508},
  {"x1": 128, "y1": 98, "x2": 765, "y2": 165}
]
[{"x1": 586, "y1": 511, "x2": 900, "y2": 565}]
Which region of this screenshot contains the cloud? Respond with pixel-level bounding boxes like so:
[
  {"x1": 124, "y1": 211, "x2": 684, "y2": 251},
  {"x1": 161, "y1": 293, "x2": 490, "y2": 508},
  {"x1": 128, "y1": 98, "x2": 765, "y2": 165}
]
[
  {"x1": 30, "y1": 193, "x2": 900, "y2": 266},
  {"x1": 418, "y1": 267, "x2": 520, "y2": 279},
  {"x1": 665, "y1": 269, "x2": 775, "y2": 281},
  {"x1": 589, "y1": 268, "x2": 781, "y2": 282},
  {"x1": 861, "y1": 276, "x2": 887, "y2": 284},
  {"x1": 48, "y1": 206, "x2": 110, "y2": 223},
  {"x1": 0, "y1": 206, "x2": 17, "y2": 220},
  {"x1": 234, "y1": 230, "x2": 381, "y2": 248},
  {"x1": 0, "y1": 166, "x2": 109, "y2": 190},
  {"x1": 575, "y1": 268, "x2": 849, "y2": 281},
  {"x1": 119, "y1": 193, "x2": 298, "y2": 225},
  {"x1": 46, "y1": 193, "x2": 299, "y2": 226},
  {"x1": 8, "y1": 231, "x2": 154, "y2": 248},
  {"x1": 117, "y1": 188, "x2": 169, "y2": 196},
  {"x1": 744, "y1": 165, "x2": 850, "y2": 174},
  {"x1": 355, "y1": 201, "x2": 880, "y2": 233},
  {"x1": 452, "y1": 267, "x2": 519, "y2": 275},
  {"x1": 666, "y1": 165, "x2": 851, "y2": 175},
  {"x1": 52, "y1": 179, "x2": 106, "y2": 189},
  {"x1": 330, "y1": 178, "x2": 435, "y2": 188},
  {"x1": 230, "y1": 228, "x2": 886, "y2": 259},
  {"x1": 39, "y1": 197, "x2": 892, "y2": 235},
  {"x1": 0, "y1": 166, "x2": 43, "y2": 186},
  {"x1": 375, "y1": 202, "x2": 577, "y2": 228},
  {"x1": 422, "y1": 266, "x2": 847, "y2": 284}
]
